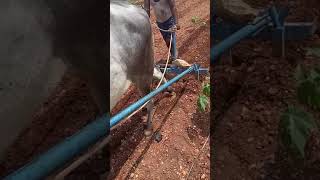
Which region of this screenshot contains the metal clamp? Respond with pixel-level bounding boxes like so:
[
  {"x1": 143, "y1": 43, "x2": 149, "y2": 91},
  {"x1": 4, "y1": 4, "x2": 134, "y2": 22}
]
[{"x1": 192, "y1": 64, "x2": 201, "y2": 80}]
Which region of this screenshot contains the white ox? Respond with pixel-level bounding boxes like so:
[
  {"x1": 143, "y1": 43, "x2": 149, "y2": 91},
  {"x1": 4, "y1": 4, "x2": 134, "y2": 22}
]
[
  {"x1": 0, "y1": 0, "x2": 158, "y2": 161},
  {"x1": 110, "y1": 0, "x2": 157, "y2": 135}
]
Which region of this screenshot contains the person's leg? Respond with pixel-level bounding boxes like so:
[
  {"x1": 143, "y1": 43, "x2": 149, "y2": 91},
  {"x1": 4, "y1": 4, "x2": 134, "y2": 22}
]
[
  {"x1": 163, "y1": 35, "x2": 171, "y2": 48},
  {"x1": 170, "y1": 32, "x2": 177, "y2": 60},
  {"x1": 157, "y1": 21, "x2": 170, "y2": 47},
  {"x1": 157, "y1": 17, "x2": 178, "y2": 62},
  {"x1": 168, "y1": 16, "x2": 178, "y2": 61},
  {"x1": 159, "y1": 30, "x2": 175, "y2": 62}
]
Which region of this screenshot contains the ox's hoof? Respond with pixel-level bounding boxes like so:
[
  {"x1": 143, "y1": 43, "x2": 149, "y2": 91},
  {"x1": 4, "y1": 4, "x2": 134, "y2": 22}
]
[
  {"x1": 154, "y1": 131, "x2": 162, "y2": 143},
  {"x1": 144, "y1": 129, "x2": 153, "y2": 137},
  {"x1": 164, "y1": 86, "x2": 174, "y2": 97},
  {"x1": 167, "y1": 86, "x2": 174, "y2": 93}
]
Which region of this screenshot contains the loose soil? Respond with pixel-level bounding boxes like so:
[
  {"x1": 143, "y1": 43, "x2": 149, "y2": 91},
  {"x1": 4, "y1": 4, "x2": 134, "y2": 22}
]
[
  {"x1": 0, "y1": 0, "x2": 210, "y2": 179},
  {"x1": 109, "y1": 0, "x2": 210, "y2": 179},
  {"x1": 212, "y1": 0, "x2": 320, "y2": 179}
]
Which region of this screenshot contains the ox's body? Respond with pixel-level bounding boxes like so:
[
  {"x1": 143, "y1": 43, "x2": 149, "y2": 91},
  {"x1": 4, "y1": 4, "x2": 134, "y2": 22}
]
[
  {"x1": 0, "y1": 0, "x2": 157, "y2": 160},
  {"x1": 110, "y1": 1, "x2": 155, "y2": 135},
  {"x1": 0, "y1": 0, "x2": 105, "y2": 160}
]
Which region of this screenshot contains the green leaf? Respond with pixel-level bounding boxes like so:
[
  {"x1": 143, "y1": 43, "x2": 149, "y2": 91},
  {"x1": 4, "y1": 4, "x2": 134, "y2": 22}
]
[
  {"x1": 191, "y1": 16, "x2": 200, "y2": 24},
  {"x1": 198, "y1": 95, "x2": 209, "y2": 112},
  {"x1": 305, "y1": 47, "x2": 320, "y2": 58},
  {"x1": 202, "y1": 83, "x2": 210, "y2": 97},
  {"x1": 309, "y1": 68, "x2": 320, "y2": 82},
  {"x1": 279, "y1": 106, "x2": 318, "y2": 158},
  {"x1": 295, "y1": 66, "x2": 320, "y2": 109}
]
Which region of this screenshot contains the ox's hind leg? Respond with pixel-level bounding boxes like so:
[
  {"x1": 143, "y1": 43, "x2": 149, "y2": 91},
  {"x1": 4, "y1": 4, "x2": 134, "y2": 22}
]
[
  {"x1": 138, "y1": 83, "x2": 155, "y2": 137},
  {"x1": 144, "y1": 98, "x2": 154, "y2": 136}
]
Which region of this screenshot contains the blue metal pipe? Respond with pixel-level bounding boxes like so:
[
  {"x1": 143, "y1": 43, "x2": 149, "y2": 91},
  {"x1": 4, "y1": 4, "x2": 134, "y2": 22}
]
[
  {"x1": 211, "y1": 15, "x2": 272, "y2": 63},
  {"x1": 212, "y1": 22, "x2": 316, "y2": 41},
  {"x1": 4, "y1": 113, "x2": 110, "y2": 180},
  {"x1": 269, "y1": 6, "x2": 281, "y2": 28},
  {"x1": 6, "y1": 64, "x2": 199, "y2": 179},
  {"x1": 159, "y1": 67, "x2": 208, "y2": 74},
  {"x1": 110, "y1": 64, "x2": 197, "y2": 127}
]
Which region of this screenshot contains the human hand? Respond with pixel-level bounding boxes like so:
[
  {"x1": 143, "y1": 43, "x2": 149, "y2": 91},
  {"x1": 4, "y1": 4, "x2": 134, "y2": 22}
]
[
  {"x1": 169, "y1": 25, "x2": 177, "y2": 32},
  {"x1": 170, "y1": 24, "x2": 180, "y2": 32},
  {"x1": 176, "y1": 24, "x2": 180, "y2": 30}
]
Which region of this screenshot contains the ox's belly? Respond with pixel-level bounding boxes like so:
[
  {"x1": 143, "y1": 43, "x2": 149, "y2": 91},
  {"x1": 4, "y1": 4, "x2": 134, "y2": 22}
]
[{"x1": 110, "y1": 63, "x2": 132, "y2": 111}]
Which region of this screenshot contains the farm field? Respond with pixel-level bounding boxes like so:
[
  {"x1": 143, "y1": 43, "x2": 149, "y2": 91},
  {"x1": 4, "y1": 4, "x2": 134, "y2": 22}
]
[
  {"x1": 0, "y1": 0, "x2": 210, "y2": 179},
  {"x1": 109, "y1": 0, "x2": 210, "y2": 179},
  {"x1": 212, "y1": 0, "x2": 320, "y2": 179}
]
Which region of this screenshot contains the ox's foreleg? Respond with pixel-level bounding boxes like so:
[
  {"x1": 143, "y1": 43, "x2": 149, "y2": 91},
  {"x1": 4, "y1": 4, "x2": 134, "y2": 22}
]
[
  {"x1": 153, "y1": 67, "x2": 173, "y2": 92},
  {"x1": 153, "y1": 67, "x2": 167, "y2": 84},
  {"x1": 137, "y1": 80, "x2": 155, "y2": 136},
  {"x1": 144, "y1": 98, "x2": 154, "y2": 136}
]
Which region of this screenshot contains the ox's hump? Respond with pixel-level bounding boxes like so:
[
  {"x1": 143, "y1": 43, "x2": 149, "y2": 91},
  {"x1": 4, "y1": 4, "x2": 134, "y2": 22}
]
[{"x1": 110, "y1": 1, "x2": 151, "y2": 34}]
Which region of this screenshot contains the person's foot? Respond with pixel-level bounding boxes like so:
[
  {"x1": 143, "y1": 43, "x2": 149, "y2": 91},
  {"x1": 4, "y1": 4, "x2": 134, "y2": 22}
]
[
  {"x1": 172, "y1": 59, "x2": 191, "y2": 67},
  {"x1": 169, "y1": 56, "x2": 176, "y2": 64}
]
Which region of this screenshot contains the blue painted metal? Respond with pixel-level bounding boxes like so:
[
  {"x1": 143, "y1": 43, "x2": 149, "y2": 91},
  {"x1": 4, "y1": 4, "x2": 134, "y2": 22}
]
[
  {"x1": 283, "y1": 22, "x2": 317, "y2": 40},
  {"x1": 211, "y1": 14, "x2": 273, "y2": 63},
  {"x1": 211, "y1": 5, "x2": 318, "y2": 62},
  {"x1": 110, "y1": 64, "x2": 198, "y2": 127},
  {"x1": 4, "y1": 114, "x2": 110, "y2": 180},
  {"x1": 212, "y1": 5, "x2": 315, "y2": 42},
  {"x1": 272, "y1": 26, "x2": 285, "y2": 57},
  {"x1": 212, "y1": 22, "x2": 317, "y2": 41},
  {"x1": 158, "y1": 66, "x2": 208, "y2": 74},
  {"x1": 269, "y1": 6, "x2": 286, "y2": 57},
  {"x1": 5, "y1": 64, "x2": 202, "y2": 179},
  {"x1": 211, "y1": 6, "x2": 288, "y2": 41},
  {"x1": 269, "y1": 6, "x2": 282, "y2": 28}
]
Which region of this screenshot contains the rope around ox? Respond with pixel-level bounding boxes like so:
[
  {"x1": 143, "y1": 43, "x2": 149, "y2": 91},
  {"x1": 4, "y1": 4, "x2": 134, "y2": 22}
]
[{"x1": 52, "y1": 28, "x2": 176, "y2": 179}]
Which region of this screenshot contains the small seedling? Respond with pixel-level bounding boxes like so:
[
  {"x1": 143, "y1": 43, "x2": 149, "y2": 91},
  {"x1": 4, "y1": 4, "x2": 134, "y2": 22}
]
[
  {"x1": 279, "y1": 106, "x2": 318, "y2": 159},
  {"x1": 279, "y1": 65, "x2": 320, "y2": 160},
  {"x1": 295, "y1": 65, "x2": 320, "y2": 110},
  {"x1": 191, "y1": 16, "x2": 199, "y2": 23},
  {"x1": 197, "y1": 82, "x2": 210, "y2": 112},
  {"x1": 191, "y1": 16, "x2": 206, "y2": 27},
  {"x1": 305, "y1": 46, "x2": 320, "y2": 58},
  {"x1": 198, "y1": 94, "x2": 209, "y2": 112}
]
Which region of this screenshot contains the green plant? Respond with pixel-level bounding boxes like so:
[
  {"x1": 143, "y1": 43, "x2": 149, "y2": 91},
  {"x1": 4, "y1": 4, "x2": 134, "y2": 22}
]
[
  {"x1": 305, "y1": 47, "x2": 320, "y2": 58},
  {"x1": 279, "y1": 106, "x2": 318, "y2": 158},
  {"x1": 191, "y1": 16, "x2": 200, "y2": 23},
  {"x1": 191, "y1": 16, "x2": 206, "y2": 26},
  {"x1": 295, "y1": 65, "x2": 320, "y2": 109},
  {"x1": 198, "y1": 83, "x2": 210, "y2": 112}
]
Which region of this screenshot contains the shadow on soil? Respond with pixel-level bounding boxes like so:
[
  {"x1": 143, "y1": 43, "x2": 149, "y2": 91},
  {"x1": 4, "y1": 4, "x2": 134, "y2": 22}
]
[
  {"x1": 108, "y1": 84, "x2": 187, "y2": 180},
  {"x1": 190, "y1": 109, "x2": 210, "y2": 138},
  {"x1": 123, "y1": 87, "x2": 186, "y2": 179}
]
